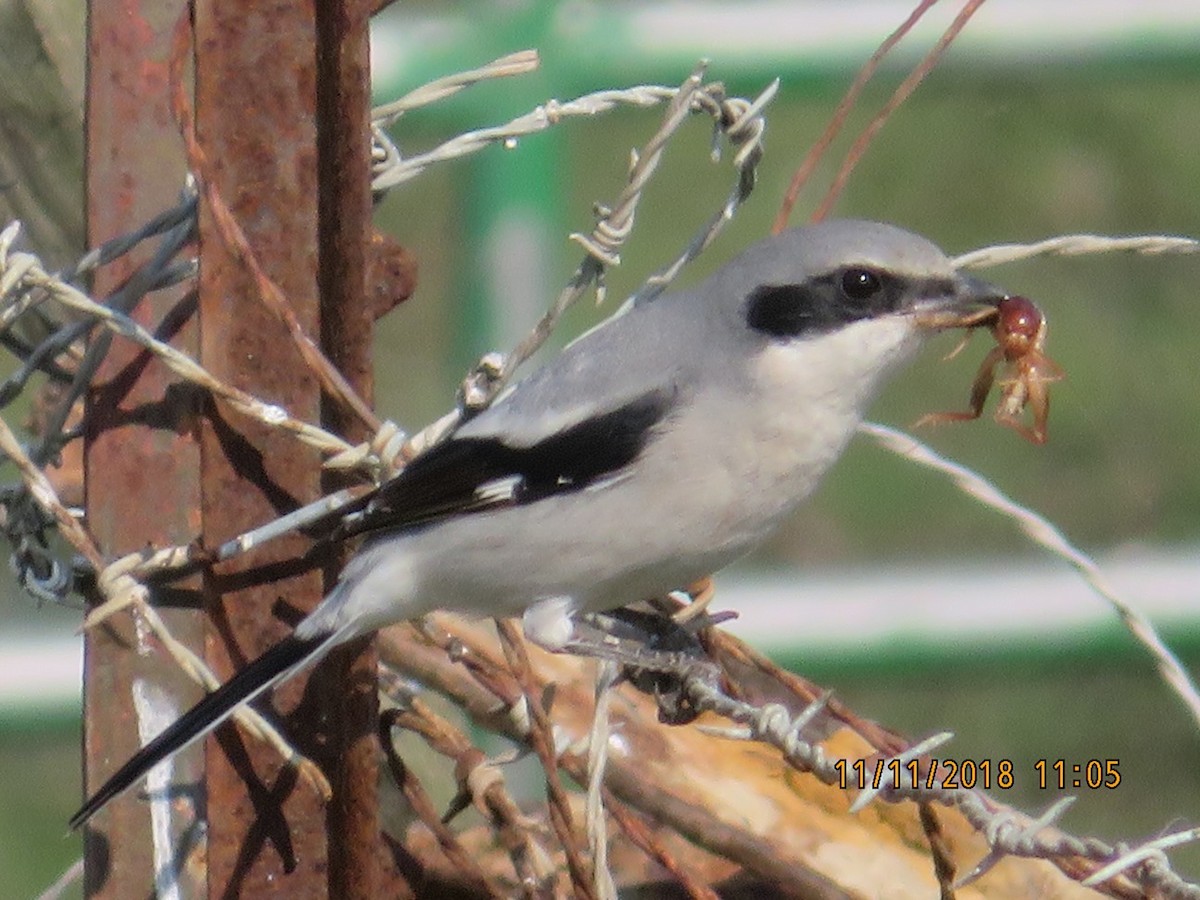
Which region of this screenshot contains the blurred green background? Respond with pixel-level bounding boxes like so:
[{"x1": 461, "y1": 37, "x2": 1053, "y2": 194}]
[{"x1": 7, "y1": 2, "x2": 1200, "y2": 896}]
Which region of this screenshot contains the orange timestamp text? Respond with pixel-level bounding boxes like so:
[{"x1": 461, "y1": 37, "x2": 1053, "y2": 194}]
[
  {"x1": 1034, "y1": 758, "x2": 1121, "y2": 790},
  {"x1": 833, "y1": 757, "x2": 1122, "y2": 792}
]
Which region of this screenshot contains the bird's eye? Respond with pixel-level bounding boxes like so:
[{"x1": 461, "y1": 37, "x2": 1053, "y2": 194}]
[{"x1": 840, "y1": 268, "x2": 882, "y2": 301}]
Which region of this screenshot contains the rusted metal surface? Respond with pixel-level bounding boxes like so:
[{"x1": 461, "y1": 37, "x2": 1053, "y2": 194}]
[
  {"x1": 365, "y1": 228, "x2": 419, "y2": 321},
  {"x1": 83, "y1": 1, "x2": 397, "y2": 893},
  {"x1": 314, "y1": 0, "x2": 391, "y2": 896},
  {"x1": 317, "y1": 0, "x2": 375, "y2": 414},
  {"x1": 82, "y1": 1, "x2": 204, "y2": 897},
  {"x1": 193, "y1": 1, "x2": 330, "y2": 894}
]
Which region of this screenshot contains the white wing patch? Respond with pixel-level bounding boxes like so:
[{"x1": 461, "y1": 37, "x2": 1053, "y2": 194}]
[{"x1": 474, "y1": 475, "x2": 521, "y2": 505}]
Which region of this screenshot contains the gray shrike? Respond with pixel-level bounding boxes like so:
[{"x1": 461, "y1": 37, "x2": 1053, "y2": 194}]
[{"x1": 72, "y1": 219, "x2": 1008, "y2": 828}]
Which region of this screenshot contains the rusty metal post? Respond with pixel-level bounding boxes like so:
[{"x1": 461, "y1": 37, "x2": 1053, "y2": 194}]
[
  {"x1": 192, "y1": 1, "x2": 332, "y2": 895},
  {"x1": 82, "y1": 2, "x2": 204, "y2": 897},
  {"x1": 84, "y1": 1, "x2": 387, "y2": 894},
  {"x1": 314, "y1": 1, "x2": 385, "y2": 897}
]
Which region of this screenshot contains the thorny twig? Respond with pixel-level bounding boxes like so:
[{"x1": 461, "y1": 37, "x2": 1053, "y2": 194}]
[
  {"x1": 603, "y1": 794, "x2": 720, "y2": 900},
  {"x1": 167, "y1": 9, "x2": 383, "y2": 436},
  {"x1": 496, "y1": 620, "x2": 598, "y2": 900},
  {"x1": 378, "y1": 707, "x2": 509, "y2": 899},
  {"x1": 772, "y1": 0, "x2": 940, "y2": 233},
  {"x1": 380, "y1": 684, "x2": 559, "y2": 896},
  {"x1": 812, "y1": 0, "x2": 990, "y2": 222},
  {"x1": 391, "y1": 614, "x2": 1200, "y2": 897},
  {"x1": 919, "y1": 802, "x2": 959, "y2": 900}
]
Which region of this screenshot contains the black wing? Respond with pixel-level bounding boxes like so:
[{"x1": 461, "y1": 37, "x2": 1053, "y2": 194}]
[{"x1": 342, "y1": 388, "x2": 674, "y2": 539}]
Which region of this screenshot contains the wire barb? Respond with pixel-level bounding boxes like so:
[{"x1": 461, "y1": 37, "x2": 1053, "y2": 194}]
[
  {"x1": 5, "y1": 43, "x2": 1200, "y2": 896},
  {"x1": 860, "y1": 421, "x2": 1200, "y2": 733},
  {"x1": 955, "y1": 233, "x2": 1200, "y2": 269}
]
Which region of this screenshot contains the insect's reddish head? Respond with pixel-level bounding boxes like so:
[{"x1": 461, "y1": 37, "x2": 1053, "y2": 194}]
[{"x1": 995, "y1": 295, "x2": 1043, "y2": 359}]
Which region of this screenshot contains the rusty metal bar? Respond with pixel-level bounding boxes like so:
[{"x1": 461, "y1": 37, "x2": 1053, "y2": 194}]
[
  {"x1": 83, "y1": 1, "x2": 395, "y2": 893},
  {"x1": 314, "y1": 0, "x2": 387, "y2": 896},
  {"x1": 192, "y1": 1, "x2": 329, "y2": 895},
  {"x1": 82, "y1": 2, "x2": 204, "y2": 897}
]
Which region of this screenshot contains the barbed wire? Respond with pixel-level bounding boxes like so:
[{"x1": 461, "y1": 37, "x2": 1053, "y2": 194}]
[
  {"x1": 586, "y1": 660, "x2": 620, "y2": 900},
  {"x1": 373, "y1": 76, "x2": 761, "y2": 194},
  {"x1": 388, "y1": 608, "x2": 1200, "y2": 897},
  {"x1": 395, "y1": 63, "x2": 775, "y2": 454},
  {"x1": 0, "y1": 61, "x2": 774, "y2": 615},
  {"x1": 6, "y1": 44, "x2": 1200, "y2": 898},
  {"x1": 0, "y1": 224, "x2": 356, "y2": 457},
  {"x1": 0, "y1": 393, "x2": 331, "y2": 801},
  {"x1": 954, "y1": 233, "x2": 1200, "y2": 268},
  {"x1": 679, "y1": 671, "x2": 1200, "y2": 898},
  {"x1": 372, "y1": 50, "x2": 541, "y2": 128},
  {"x1": 32, "y1": 857, "x2": 82, "y2": 900},
  {"x1": 370, "y1": 49, "x2": 541, "y2": 201},
  {"x1": 162, "y1": 10, "x2": 385, "y2": 440},
  {"x1": 7, "y1": 57, "x2": 779, "y2": 900},
  {"x1": 861, "y1": 421, "x2": 1200, "y2": 733}
]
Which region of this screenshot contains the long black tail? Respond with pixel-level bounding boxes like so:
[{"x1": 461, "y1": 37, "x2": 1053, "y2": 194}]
[{"x1": 70, "y1": 630, "x2": 337, "y2": 830}]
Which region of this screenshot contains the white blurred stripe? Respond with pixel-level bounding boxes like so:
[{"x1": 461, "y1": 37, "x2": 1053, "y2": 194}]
[
  {"x1": 0, "y1": 635, "x2": 81, "y2": 715},
  {"x1": 371, "y1": 0, "x2": 1200, "y2": 90},
  {"x1": 2, "y1": 547, "x2": 1198, "y2": 711},
  {"x1": 624, "y1": 1, "x2": 1200, "y2": 59},
  {"x1": 720, "y1": 547, "x2": 1200, "y2": 655}
]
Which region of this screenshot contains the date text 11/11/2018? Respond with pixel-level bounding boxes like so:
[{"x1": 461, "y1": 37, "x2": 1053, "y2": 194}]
[{"x1": 833, "y1": 757, "x2": 1121, "y2": 792}]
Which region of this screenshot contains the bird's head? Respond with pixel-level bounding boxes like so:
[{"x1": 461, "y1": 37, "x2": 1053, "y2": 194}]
[{"x1": 707, "y1": 219, "x2": 1007, "y2": 413}]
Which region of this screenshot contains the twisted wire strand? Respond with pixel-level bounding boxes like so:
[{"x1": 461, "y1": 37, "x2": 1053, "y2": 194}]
[
  {"x1": 683, "y1": 674, "x2": 1200, "y2": 896},
  {"x1": 4, "y1": 49, "x2": 1200, "y2": 896}
]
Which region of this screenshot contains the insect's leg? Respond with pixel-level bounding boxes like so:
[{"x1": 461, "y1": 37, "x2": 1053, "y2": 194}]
[
  {"x1": 941, "y1": 329, "x2": 976, "y2": 362},
  {"x1": 965, "y1": 348, "x2": 1002, "y2": 416},
  {"x1": 914, "y1": 347, "x2": 1001, "y2": 429}
]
